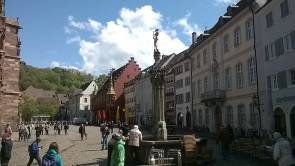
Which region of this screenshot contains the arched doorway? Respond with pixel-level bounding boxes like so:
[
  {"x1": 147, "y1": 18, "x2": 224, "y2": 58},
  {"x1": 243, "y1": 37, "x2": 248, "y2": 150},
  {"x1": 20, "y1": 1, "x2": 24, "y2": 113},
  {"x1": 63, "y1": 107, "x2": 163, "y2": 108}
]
[
  {"x1": 214, "y1": 106, "x2": 222, "y2": 132},
  {"x1": 274, "y1": 108, "x2": 286, "y2": 136},
  {"x1": 290, "y1": 107, "x2": 295, "y2": 138}
]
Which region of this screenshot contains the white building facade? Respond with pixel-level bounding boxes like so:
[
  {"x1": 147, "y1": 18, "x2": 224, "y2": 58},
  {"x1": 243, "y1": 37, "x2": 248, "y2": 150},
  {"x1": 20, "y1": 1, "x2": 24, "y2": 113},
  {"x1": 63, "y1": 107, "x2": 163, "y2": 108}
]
[
  {"x1": 135, "y1": 68, "x2": 153, "y2": 128},
  {"x1": 68, "y1": 80, "x2": 98, "y2": 123},
  {"x1": 191, "y1": 0, "x2": 263, "y2": 133},
  {"x1": 255, "y1": 0, "x2": 295, "y2": 138}
]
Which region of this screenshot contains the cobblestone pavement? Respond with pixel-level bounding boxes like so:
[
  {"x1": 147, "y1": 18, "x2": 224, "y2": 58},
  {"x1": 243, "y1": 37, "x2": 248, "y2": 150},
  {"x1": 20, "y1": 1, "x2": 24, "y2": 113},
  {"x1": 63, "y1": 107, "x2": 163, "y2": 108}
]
[
  {"x1": 10, "y1": 126, "x2": 274, "y2": 166},
  {"x1": 10, "y1": 125, "x2": 108, "y2": 166}
]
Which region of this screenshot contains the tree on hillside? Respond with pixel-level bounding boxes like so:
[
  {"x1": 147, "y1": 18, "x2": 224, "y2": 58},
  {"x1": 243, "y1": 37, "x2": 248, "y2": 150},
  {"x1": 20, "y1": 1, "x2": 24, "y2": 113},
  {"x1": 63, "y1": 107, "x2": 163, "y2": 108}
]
[
  {"x1": 37, "y1": 99, "x2": 60, "y2": 118},
  {"x1": 19, "y1": 97, "x2": 38, "y2": 122},
  {"x1": 19, "y1": 62, "x2": 93, "y2": 93}
]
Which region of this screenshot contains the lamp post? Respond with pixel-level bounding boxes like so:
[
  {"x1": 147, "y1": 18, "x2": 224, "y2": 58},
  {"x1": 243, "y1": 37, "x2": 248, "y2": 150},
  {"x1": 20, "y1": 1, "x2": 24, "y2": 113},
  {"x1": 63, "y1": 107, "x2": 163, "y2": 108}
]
[{"x1": 107, "y1": 69, "x2": 116, "y2": 123}]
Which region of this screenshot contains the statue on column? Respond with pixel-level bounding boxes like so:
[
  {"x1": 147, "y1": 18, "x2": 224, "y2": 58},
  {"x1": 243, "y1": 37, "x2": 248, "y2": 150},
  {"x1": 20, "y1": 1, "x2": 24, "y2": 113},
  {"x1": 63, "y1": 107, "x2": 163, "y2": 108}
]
[
  {"x1": 153, "y1": 29, "x2": 160, "y2": 62},
  {"x1": 153, "y1": 29, "x2": 159, "y2": 52}
]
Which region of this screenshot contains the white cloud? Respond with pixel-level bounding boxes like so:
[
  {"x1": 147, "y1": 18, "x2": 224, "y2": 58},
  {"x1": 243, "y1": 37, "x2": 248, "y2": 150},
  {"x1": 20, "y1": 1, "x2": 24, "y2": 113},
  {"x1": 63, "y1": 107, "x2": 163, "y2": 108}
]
[
  {"x1": 66, "y1": 36, "x2": 81, "y2": 44},
  {"x1": 65, "y1": 5, "x2": 188, "y2": 75},
  {"x1": 67, "y1": 16, "x2": 102, "y2": 34},
  {"x1": 214, "y1": 0, "x2": 238, "y2": 5},
  {"x1": 50, "y1": 61, "x2": 81, "y2": 71},
  {"x1": 176, "y1": 13, "x2": 202, "y2": 36}
]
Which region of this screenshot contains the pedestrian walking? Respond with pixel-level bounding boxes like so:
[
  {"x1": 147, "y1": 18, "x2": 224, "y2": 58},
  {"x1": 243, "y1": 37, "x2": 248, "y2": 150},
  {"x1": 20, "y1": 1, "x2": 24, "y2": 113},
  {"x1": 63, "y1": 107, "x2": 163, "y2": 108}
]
[
  {"x1": 27, "y1": 124, "x2": 31, "y2": 139},
  {"x1": 1, "y1": 136, "x2": 13, "y2": 166},
  {"x1": 64, "y1": 123, "x2": 69, "y2": 135},
  {"x1": 109, "y1": 121, "x2": 114, "y2": 134},
  {"x1": 110, "y1": 134, "x2": 125, "y2": 166},
  {"x1": 101, "y1": 124, "x2": 110, "y2": 150},
  {"x1": 57, "y1": 125, "x2": 61, "y2": 135},
  {"x1": 45, "y1": 125, "x2": 49, "y2": 135},
  {"x1": 3, "y1": 124, "x2": 12, "y2": 140},
  {"x1": 27, "y1": 138, "x2": 42, "y2": 166},
  {"x1": 127, "y1": 125, "x2": 142, "y2": 165},
  {"x1": 42, "y1": 142, "x2": 63, "y2": 166},
  {"x1": 35, "y1": 125, "x2": 42, "y2": 138},
  {"x1": 216, "y1": 125, "x2": 233, "y2": 160},
  {"x1": 273, "y1": 132, "x2": 295, "y2": 166},
  {"x1": 79, "y1": 124, "x2": 86, "y2": 140}
]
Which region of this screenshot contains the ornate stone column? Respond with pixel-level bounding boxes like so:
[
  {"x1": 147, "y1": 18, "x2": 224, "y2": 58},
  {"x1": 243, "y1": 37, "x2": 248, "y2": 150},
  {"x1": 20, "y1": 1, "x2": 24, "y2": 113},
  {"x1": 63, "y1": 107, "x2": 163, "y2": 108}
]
[{"x1": 149, "y1": 29, "x2": 167, "y2": 140}]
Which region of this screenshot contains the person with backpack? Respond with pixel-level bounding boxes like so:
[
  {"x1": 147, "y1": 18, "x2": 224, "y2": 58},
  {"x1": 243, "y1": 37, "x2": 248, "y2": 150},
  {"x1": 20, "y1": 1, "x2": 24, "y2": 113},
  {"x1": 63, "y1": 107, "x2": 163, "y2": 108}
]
[
  {"x1": 1, "y1": 135, "x2": 13, "y2": 166},
  {"x1": 42, "y1": 142, "x2": 63, "y2": 166},
  {"x1": 27, "y1": 138, "x2": 42, "y2": 166}
]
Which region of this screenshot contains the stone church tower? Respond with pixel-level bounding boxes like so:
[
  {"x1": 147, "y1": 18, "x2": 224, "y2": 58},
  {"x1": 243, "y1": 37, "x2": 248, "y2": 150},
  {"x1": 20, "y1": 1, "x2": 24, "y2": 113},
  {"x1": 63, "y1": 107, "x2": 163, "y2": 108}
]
[{"x1": 0, "y1": 0, "x2": 21, "y2": 129}]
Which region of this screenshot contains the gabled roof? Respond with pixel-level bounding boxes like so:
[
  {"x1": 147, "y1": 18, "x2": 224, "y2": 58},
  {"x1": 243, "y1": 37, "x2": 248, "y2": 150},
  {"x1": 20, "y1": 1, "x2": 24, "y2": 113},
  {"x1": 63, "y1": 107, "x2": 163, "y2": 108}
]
[{"x1": 80, "y1": 81, "x2": 93, "y2": 91}]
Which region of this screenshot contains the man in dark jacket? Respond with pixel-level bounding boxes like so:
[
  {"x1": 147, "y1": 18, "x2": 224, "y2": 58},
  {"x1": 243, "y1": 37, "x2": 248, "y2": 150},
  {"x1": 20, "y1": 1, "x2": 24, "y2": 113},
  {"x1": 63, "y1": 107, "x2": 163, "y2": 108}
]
[
  {"x1": 1, "y1": 137, "x2": 13, "y2": 166},
  {"x1": 217, "y1": 125, "x2": 233, "y2": 160},
  {"x1": 27, "y1": 138, "x2": 42, "y2": 166}
]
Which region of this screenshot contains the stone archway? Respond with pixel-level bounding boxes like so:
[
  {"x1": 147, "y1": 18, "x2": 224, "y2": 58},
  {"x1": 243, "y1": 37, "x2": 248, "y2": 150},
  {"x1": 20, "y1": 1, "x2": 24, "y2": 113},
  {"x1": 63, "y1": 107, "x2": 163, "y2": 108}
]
[
  {"x1": 290, "y1": 107, "x2": 295, "y2": 138},
  {"x1": 274, "y1": 108, "x2": 286, "y2": 136}
]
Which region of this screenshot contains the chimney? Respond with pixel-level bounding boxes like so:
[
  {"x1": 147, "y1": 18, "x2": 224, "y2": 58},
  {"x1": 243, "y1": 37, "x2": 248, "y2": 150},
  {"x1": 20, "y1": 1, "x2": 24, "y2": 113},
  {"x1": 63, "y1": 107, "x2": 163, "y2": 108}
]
[{"x1": 192, "y1": 32, "x2": 197, "y2": 44}]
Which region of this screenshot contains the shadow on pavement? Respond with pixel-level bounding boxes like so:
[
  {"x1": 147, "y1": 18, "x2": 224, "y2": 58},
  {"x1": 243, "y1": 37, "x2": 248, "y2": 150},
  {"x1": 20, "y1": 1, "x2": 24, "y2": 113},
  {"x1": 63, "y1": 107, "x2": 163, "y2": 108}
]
[
  {"x1": 72, "y1": 161, "x2": 99, "y2": 166},
  {"x1": 95, "y1": 157, "x2": 107, "y2": 166}
]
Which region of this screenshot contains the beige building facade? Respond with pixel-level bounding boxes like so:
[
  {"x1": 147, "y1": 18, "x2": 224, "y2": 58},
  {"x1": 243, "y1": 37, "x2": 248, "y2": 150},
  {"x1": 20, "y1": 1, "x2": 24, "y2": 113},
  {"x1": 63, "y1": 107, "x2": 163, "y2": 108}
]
[
  {"x1": 191, "y1": 0, "x2": 262, "y2": 133},
  {"x1": 124, "y1": 79, "x2": 136, "y2": 124}
]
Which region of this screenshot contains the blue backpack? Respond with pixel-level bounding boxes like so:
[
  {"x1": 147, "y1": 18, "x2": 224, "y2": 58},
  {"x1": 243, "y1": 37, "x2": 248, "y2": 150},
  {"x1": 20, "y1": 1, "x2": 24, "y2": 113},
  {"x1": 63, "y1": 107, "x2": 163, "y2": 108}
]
[{"x1": 42, "y1": 154, "x2": 57, "y2": 166}]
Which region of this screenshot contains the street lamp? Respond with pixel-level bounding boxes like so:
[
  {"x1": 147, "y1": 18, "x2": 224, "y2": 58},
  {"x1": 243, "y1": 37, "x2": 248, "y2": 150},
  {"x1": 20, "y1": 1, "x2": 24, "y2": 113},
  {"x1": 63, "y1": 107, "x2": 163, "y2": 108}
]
[{"x1": 107, "y1": 69, "x2": 116, "y2": 122}]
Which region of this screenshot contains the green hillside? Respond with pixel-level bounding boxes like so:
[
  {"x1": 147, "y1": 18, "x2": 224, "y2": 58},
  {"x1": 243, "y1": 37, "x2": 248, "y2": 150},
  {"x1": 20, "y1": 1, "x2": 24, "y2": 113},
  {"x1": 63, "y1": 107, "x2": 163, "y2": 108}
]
[{"x1": 19, "y1": 62, "x2": 99, "y2": 93}]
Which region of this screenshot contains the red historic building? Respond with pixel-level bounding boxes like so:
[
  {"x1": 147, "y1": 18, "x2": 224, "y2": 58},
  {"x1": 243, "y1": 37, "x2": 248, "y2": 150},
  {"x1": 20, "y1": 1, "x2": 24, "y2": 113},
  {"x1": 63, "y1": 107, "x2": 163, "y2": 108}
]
[{"x1": 91, "y1": 57, "x2": 141, "y2": 123}]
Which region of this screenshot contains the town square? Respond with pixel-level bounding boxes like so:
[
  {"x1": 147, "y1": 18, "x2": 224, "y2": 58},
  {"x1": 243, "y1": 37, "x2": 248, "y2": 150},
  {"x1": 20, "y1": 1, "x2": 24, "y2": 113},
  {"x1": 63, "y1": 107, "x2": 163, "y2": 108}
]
[{"x1": 1, "y1": 0, "x2": 295, "y2": 165}]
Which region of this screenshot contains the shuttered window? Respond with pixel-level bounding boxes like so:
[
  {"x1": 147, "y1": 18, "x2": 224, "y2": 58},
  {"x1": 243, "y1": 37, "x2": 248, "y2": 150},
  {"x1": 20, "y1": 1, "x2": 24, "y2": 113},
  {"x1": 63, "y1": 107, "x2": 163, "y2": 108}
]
[{"x1": 275, "y1": 38, "x2": 284, "y2": 57}]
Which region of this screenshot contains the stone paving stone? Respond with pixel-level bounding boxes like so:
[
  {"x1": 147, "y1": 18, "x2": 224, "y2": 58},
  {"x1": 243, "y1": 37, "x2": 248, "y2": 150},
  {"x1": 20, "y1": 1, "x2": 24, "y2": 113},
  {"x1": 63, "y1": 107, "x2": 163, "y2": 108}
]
[{"x1": 10, "y1": 125, "x2": 108, "y2": 166}]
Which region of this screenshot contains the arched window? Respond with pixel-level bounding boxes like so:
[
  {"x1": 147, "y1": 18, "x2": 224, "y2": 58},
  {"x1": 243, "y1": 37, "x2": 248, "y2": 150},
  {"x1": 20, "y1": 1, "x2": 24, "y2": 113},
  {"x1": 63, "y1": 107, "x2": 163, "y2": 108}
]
[{"x1": 238, "y1": 104, "x2": 246, "y2": 129}]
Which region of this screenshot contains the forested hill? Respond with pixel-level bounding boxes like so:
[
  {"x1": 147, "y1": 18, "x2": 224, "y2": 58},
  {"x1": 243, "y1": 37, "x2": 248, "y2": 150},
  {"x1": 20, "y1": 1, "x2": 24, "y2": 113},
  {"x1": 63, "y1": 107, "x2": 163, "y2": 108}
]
[{"x1": 19, "y1": 62, "x2": 101, "y2": 94}]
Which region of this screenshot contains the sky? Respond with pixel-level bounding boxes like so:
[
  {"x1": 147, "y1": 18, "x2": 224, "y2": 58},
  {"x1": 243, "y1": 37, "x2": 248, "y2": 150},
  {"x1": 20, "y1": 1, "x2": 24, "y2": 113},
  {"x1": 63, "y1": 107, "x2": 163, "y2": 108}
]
[{"x1": 7, "y1": 0, "x2": 238, "y2": 76}]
